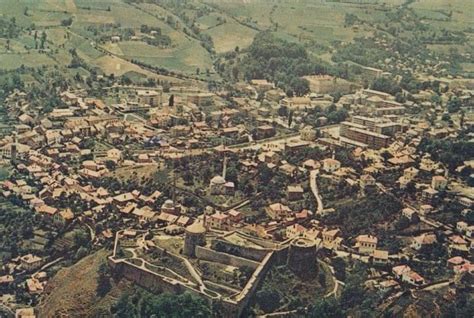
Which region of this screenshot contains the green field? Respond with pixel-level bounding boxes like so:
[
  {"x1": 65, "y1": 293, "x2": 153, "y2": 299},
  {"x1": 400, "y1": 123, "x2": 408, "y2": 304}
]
[
  {"x1": 117, "y1": 39, "x2": 213, "y2": 73},
  {"x1": 132, "y1": 3, "x2": 214, "y2": 73},
  {"x1": 410, "y1": 0, "x2": 474, "y2": 28},
  {"x1": 204, "y1": 20, "x2": 257, "y2": 53},
  {"x1": 0, "y1": 0, "x2": 214, "y2": 77},
  {"x1": 0, "y1": 52, "x2": 57, "y2": 69},
  {"x1": 204, "y1": 1, "x2": 273, "y2": 30},
  {"x1": 0, "y1": 0, "x2": 472, "y2": 79},
  {"x1": 206, "y1": 0, "x2": 376, "y2": 43},
  {"x1": 196, "y1": 13, "x2": 226, "y2": 31}
]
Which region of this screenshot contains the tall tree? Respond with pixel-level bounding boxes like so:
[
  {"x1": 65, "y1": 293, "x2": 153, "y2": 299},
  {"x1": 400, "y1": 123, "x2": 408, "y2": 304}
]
[
  {"x1": 40, "y1": 31, "x2": 47, "y2": 49},
  {"x1": 288, "y1": 110, "x2": 293, "y2": 128}
]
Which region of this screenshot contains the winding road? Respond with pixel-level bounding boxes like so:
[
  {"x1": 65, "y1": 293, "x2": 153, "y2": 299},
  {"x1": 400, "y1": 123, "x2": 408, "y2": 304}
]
[{"x1": 310, "y1": 170, "x2": 324, "y2": 214}]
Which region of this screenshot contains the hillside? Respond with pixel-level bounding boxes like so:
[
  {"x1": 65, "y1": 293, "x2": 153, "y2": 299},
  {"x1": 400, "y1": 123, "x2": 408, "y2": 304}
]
[
  {"x1": 0, "y1": 0, "x2": 472, "y2": 80},
  {"x1": 0, "y1": 1, "x2": 473, "y2": 317},
  {"x1": 37, "y1": 250, "x2": 130, "y2": 317},
  {"x1": 0, "y1": 0, "x2": 212, "y2": 81}
]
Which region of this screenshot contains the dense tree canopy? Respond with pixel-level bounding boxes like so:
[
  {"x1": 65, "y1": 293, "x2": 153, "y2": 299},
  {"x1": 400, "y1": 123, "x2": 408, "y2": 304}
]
[
  {"x1": 238, "y1": 32, "x2": 329, "y2": 96},
  {"x1": 418, "y1": 137, "x2": 474, "y2": 171},
  {"x1": 310, "y1": 298, "x2": 344, "y2": 318},
  {"x1": 113, "y1": 290, "x2": 211, "y2": 318},
  {"x1": 447, "y1": 96, "x2": 461, "y2": 113},
  {"x1": 323, "y1": 192, "x2": 403, "y2": 237},
  {"x1": 371, "y1": 77, "x2": 402, "y2": 96}
]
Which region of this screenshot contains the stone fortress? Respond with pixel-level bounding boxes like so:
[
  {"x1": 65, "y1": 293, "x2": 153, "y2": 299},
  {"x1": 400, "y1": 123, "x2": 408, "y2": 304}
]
[
  {"x1": 109, "y1": 221, "x2": 320, "y2": 316},
  {"x1": 287, "y1": 237, "x2": 318, "y2": 274},
  {"x1": 183, "y1": 220, "x2": 206, "y2": 257}
]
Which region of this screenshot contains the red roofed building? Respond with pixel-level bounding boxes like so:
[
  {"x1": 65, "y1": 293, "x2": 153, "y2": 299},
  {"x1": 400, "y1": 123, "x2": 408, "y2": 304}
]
[
  {"x1": 286, "y1": 224, "x2": 307, "y2": 239},
  {"x1": 205, "y1": 212, "x2": 230, "y2": 231},
  {"x1": 392, "y1": 265, "x2": 425, "y2": 286},
  {"x1": 266, "y1": 203, "x2": 292, "y2": 220},
  {"x1": 447, "y1": 256, "x2": 467, "y2": 268},
  {"x1": 454, "y1": 263, "x2": 474, "y2": 275},
  {"x1": 411, "y1": 233, "x2": 437, "y2": 250},
  {"x1": 355, "y1": 234, "x2": 378, "y2": 255}
]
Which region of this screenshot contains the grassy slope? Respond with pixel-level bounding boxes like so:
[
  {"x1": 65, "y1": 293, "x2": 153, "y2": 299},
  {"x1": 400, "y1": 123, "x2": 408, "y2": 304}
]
[
  {"x1": 0, "y1": 0, "x2": 196, "y2": 80},
  {"x1": 119, "y1": 2, "x2": 214, "y2": 74},
  {"x1": 38, "y1": 249, "x2": 130, "y2": 317},
  {"x1": 210, "y1": 0, "x2": 473, "y2": 75},
  {"x1": 206, "y1": 0, "x2": 374, "y2": 47},
  {"x1": 1, "y1": 0, "x2": 472, "y2": 74},
  {"x1": 205, "y1": 20, "x2": 257, "y2": 54},
  {"x1": 408, "y1": 0, "x2": 474, "y2": 72}
]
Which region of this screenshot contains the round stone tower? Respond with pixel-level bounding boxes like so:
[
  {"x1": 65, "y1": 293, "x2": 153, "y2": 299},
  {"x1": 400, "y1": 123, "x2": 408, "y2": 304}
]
[
  {"x1": 287, "y1": 237, "x2": 318, "y2": 275},
  {"x1": 183, "y1": 221, "x2": 206, "y2": 257}
]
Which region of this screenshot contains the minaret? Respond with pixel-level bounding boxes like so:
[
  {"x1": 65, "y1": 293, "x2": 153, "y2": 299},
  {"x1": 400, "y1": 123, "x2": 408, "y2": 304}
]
[
  {"x1": 203, "y1": 211, "x2": 207, "y2": 229},
  {"x1": 11, "y1": 132, "x2": 17, "y2": 164},
  {"x1": 222, "y1": 155, "x2": 227, "y2": 180},
  {"x1": 172, "y1": 167, "x2": 177, "y2": 204}
]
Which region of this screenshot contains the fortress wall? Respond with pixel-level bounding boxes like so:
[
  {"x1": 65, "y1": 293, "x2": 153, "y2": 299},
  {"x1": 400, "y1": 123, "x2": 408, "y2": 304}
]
[
  {"x1": 234, "y1": 250, "x2": 277, "y2": 312},
  {"x1": 110, "y1": 258, "x2": 185, "y2": 294},
  {"x1": 235, "y1": 232, "x2": 281, "y2": 249},
  {"x1": 213, "y1": 239, "x2": 270, "y2": 261},
  {"x1": 109, "y1": 257, "x2": 242, "y2": 316},
  {"x1": 195, "y1": 246, "x2": 260, "y2": 270},
  {"x1": 108, "y1": 243, "x2": 294, "y2": 317},
  {"x1": 232, "y1": 245, "x2": 292, "y2": 314},
  {"x1": 272, "y1": 245, "x2": 290, "y2": 265}
]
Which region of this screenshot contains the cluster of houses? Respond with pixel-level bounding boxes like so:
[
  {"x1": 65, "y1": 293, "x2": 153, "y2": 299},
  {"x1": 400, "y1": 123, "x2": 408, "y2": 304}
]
[
  {"x1": 0, "y1": 254, "x2": 46, "y2": 295},
  {"x1": 0, "y1": 63, "x2": 472, "y2": 317}
]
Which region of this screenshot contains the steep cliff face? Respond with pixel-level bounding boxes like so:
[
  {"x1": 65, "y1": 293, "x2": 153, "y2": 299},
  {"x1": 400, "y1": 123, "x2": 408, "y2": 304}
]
[{"x1": 37, "y1": 250, "x2": 131, "y2": 317}]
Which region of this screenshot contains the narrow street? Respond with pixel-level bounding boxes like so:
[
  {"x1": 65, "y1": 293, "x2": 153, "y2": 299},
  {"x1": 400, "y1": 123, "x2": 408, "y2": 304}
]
[
  {"x1": 84, "y1": 223, "x2": 96, "y2": 242},
  {"x1": 33, "y1": 257, "x2": 64, "y2": 276},
  {"x1": 323, "y1": 262, "x2": 344, "y2": 298},
  {"x1": 310, "y1": 170, "x2": 324, "y2": 214},
  {"x1": 421, "y1": 281, "x2": 450, "y2": 291}
]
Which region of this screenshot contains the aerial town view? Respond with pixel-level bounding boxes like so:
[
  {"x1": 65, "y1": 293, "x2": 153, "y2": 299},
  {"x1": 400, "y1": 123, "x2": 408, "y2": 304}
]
[{"x1": 0, "y1": 0, "x2": 472, "y2": 317}]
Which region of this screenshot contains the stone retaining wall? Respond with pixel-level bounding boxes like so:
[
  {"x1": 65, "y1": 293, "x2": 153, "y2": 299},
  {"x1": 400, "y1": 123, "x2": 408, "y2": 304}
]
[{"x1": 195, "y1": 246, "x2": 260, "y2": 270}]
